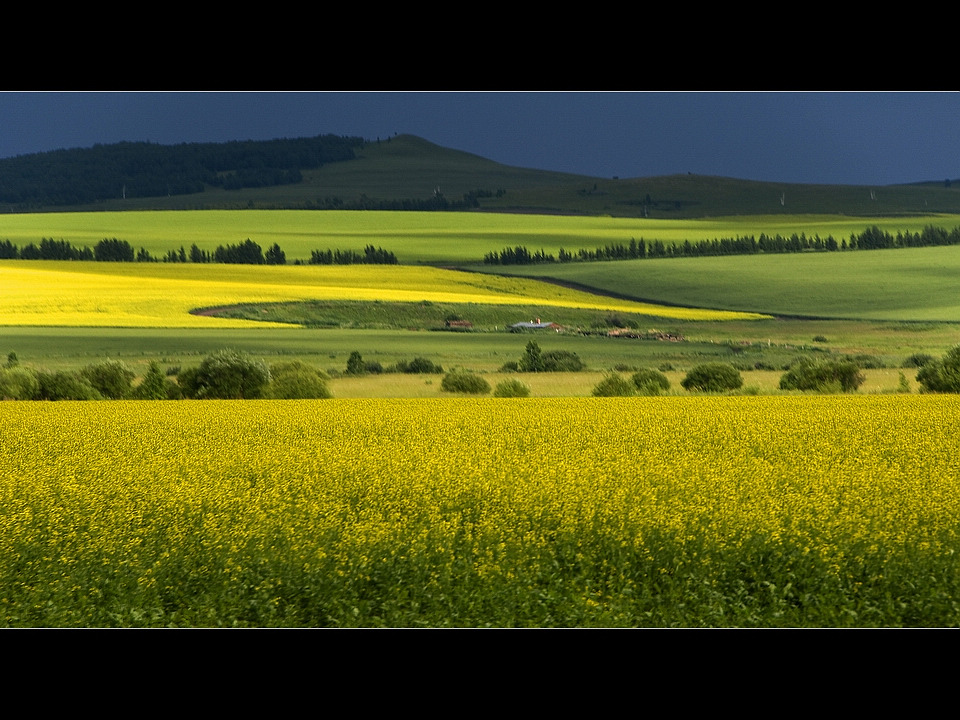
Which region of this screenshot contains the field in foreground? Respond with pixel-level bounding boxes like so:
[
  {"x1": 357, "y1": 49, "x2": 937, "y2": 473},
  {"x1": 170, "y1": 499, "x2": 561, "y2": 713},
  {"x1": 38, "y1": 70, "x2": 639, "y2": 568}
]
[{"x1": 3, "y1": 395, "x2": 959, "y2": 628}]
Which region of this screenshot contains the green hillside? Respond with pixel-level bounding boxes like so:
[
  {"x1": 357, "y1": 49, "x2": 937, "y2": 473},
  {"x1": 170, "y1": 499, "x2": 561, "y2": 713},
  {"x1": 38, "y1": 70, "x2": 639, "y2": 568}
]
[
  {"x1": 482, "y1": 244, "x2": 960, "y2": 322},
  {"x1": 4, "y1": 134, "x2": 960, "y2": 218}
]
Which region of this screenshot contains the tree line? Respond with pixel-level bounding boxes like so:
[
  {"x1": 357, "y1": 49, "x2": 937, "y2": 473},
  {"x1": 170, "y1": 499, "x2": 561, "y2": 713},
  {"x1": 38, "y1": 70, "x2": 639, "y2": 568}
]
[
  {"x1": 0, "y1": 135, "x2": 365, "y2": 208},
  {"x1": 0, "y1": 237, "x2": 397, "y2": 265},
  {"x1": 483, "y1": 224, "x2": 960, "y2": 265},
  {"x1": 0, "y1": 351, "x2": 332, "y2": 401},
  {"x1": 308, "y1": 187, "x2": 507, "y2": 212}
]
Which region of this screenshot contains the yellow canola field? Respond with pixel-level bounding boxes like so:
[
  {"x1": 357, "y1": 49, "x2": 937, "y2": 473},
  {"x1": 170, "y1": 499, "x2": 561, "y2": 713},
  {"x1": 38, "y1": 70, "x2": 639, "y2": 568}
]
[
  {"x1": 0, "y1": 260, "x2": 766, "y2": 328},
  {"x1": 2, "y1": 395, "x2": 958, "y2": 589}
]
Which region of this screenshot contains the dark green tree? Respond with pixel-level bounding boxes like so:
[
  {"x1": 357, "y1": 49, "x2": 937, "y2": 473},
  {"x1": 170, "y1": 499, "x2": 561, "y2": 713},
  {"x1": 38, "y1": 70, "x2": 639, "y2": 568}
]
[
  {"x1": 178, "y1": 350, "x2": 271, "y2": 399},
  {"x1": 346, "y1": 351, "x2": 366, "y2": 376},
  {"x1": 35, "y1": 370, "x2": 103, "y2": 400},
  {"x1": 265, "y1": 361, "x2": 332, "y2": 399},
  {"x1": 779, "y1": 358, "x2": 865, "y2": 393},
  {"x1": 917, "y1": 345, "x2": 960, "y2": 393},
  {"x1": 133, "y1": 361, "x2": 169, "y2": 399},
  {"x1": 94, "y1": 238, "x2": 136, "y2": 262},
  {"x1": 592, "y1": 373, "x2": 635, "y2": 397},
  {"x1": 265, "y1": 243, "x2": 286, "y2": 265},
  {"x1": 440, "y1": 371, "x2": 491, "y2": 395},
  {"x1": 518, "y1": 341, "x2": 544, "y2": 372},
  {"x1": 681, "y1": 363, "x2": 743, "y2": 393},
  {"x1": 80, "y1": 360, "x2": 136, "y2": 399}
]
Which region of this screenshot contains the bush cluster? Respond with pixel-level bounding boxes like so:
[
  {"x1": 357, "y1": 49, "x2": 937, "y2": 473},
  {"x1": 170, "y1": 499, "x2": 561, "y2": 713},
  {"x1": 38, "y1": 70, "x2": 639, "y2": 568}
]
[
  {"x1": 778, "y1": 358, "x2": 865, "y2": 393},
  {"x1": 441, "y1": 371, "x2": 491, "y2": 395},
  {"x1": 680, "y1": 363, "x2": 744, "y2": 393},
  {"x1": 501, "y1": 341, "x2": 585, "y2": 373},
  {"x1": 493, "y1": 379, "x2": 531, "y2": 398},
  {"x1": 916, "y1": 345, "x2": 960, "y2": 393},
  {"x1": 591, "y1": 369, "x2": 671, "y2": 397},
  {"x1": 0, "y1": 350, "x2": 332, "y2": 401}
]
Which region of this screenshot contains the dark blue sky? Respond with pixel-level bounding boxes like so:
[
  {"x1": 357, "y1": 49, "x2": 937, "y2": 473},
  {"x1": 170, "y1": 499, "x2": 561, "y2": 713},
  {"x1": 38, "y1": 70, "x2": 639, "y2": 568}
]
[{"x1": 0, "y1": 91, "x2": 956, "y2": 186}]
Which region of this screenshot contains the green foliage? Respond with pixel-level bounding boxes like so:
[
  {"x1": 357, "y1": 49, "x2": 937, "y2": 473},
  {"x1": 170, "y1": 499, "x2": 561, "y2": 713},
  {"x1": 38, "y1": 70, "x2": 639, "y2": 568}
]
[
  {"x1": 345, "y1": 351, "x2": 366, "y2": 376},
  {"x1": 0, "y1": 367, "x2": 39, "y2": 400},
  {"x1": 0, "y1": 134, "x2": 363, "y2": 207},
  {"x1": 516, "y1": 341, "x2": 584, "y2": 372},
  {"x1": 493, "y1": 379, "x2": 531, "y2": 398},
  {"x1": 214, "y1": 239, "x2": 264, "y2": 265},
  {"x1": 393, "y1": 357, "x2": 443, "y2": 374},
  {"x1": 518, "y1": 341, "x2": 544, "y2": 372},
  {"x1": 80, "y1": 359, "x2": 136, "y2": 399},
  {"x1": 592, "y1": 374, "x2": 635, "y2": 397},
  {"x1": 917, "y1": 345, "x2": 960, "y2": 393},
  {"x1": 264, "y1": 243, "x2": 286, "y2": 265},
  {"x1": 542, "y1": 349, "x2": 585, "y2": 372},
  {"x1": 903, "y1": 352, "x2": 935, "y2": 368},
  {"x1": 778, "y1": 358, "x2": 865, "y2": 393},
  {"x1": 133, "y1": 361, "x2": 171, "y2": 400},
  {"x1": 681, "y1": 363, "x2": 744, "y2": 393},
  {"x1": 35, "y1": 370, "x2": 103, "y2": 401},
  {"x1": 440, "y1": 371, "x2": 491, "y2": 395},
  {"x1": 94, "y1": 238, "x2": 135, "y2": 262},
  {"x1": 265, "y1": 361, "x2": 332, "y2": 399},
  {"x1": 630, "y1": 368, "x2": 671, "y2": 395},
  {"x1": 178, "y1": 350, "x2": 271, "y2": 399}
]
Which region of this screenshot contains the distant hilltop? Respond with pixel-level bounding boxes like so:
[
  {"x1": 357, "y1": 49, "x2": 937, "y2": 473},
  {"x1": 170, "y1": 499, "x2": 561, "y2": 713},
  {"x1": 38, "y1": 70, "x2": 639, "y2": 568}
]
[{"x1": 1, "y1": 133, "x2": 958, "y2": 218}]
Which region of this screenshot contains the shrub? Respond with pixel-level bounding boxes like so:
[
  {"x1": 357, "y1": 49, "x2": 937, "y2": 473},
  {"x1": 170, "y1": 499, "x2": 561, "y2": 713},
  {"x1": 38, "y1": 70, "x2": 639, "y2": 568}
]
[
  {"x1": 132, "y1": 361, "x2": 169, "y2": 400},
  {"x1": 778, "y1": 358, "x2": 864, "y2": 393},
  {"x1": 441, "y1": 371, "x2": 491, "y2": 395},
  {"x1": 917, "y1": 345, "x2": 960, "y2": 393},
  {"x1": 542, "y1": 349, "x2": 585, "y2": 372},
  {"x1": 630, "y1": 368, "x2": 670, "y2": 395},
  {"x1": 681, "y1": 363, "x2": 743, "y2": 393},
  {"x1": 395, "y1": 357, "x2": 443, "y2": 374},
  {"x1": 518, "y1": 341, "x2": 544, "y2": 372},
  {"x1": 494, "y1": 379, "x2": 531, "y2": 398},
  {"x1": 80, "y1": 360, "x2": 136, "y2": 399},
  {"x1": 178, "y1": 350, "x2": 271, "y2": 399},
  {"x1": 592, "y1": 374, "x2": 635, "y2": 397},
  {"x1": 0, "y1": 367, "x2": 39, "y2": 400},
  {"x1": 345, "y1": 351, "x2": 366, "y2": 376},
  {"x1": 266, "y1": 361, "x2": 332, "y2": 399},
  {"x1": 35, "y1": 370, "x2": 103, "y2": 401},
  {"x1": 903, "y1": 353, "x2": 935, "y2": 368}
]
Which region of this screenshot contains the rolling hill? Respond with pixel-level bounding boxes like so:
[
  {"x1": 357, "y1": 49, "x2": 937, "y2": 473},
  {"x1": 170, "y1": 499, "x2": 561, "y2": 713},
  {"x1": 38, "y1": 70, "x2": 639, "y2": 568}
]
[{"x1": 2, "y1": 134, "x2": 959, "y2": 218}]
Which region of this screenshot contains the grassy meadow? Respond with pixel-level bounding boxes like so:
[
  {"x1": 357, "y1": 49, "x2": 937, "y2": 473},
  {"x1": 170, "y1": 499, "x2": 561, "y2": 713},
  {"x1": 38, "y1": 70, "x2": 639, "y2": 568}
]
[
  {"x1": 4, "y1": 208, "x2": 960, "y2": 627},
  {"x1": 3, "y1": 209, "x2": 960, "y2": 264}
]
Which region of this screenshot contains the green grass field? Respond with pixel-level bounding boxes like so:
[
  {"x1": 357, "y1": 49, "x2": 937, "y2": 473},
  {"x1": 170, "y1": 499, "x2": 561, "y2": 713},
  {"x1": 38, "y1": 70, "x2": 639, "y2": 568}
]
[
  {"x1": 3, "y1": 209, "x2": 960, "y2": 393},
  {"x1": 3, "y1": 209, "x2": 960, "y2": 264},
  {"x1": 482, "y1": 244, "x2": 960, "y2": 321}
]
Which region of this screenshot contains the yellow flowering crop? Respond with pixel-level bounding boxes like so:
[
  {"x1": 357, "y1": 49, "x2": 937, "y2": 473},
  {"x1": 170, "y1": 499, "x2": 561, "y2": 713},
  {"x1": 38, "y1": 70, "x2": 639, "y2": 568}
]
[
  {"x1": 0, "y1": 260, "x2": 765, "y2": 328},
  {"x1": 1, "y1": 394, "x2": 957, "y2": 627}
]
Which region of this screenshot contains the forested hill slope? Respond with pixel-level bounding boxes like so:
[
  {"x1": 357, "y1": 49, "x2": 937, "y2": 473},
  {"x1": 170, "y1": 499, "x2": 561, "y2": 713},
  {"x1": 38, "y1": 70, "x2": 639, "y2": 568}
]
[{"x1": 1, "y1": 133, "x2": 958, "y2": 218}]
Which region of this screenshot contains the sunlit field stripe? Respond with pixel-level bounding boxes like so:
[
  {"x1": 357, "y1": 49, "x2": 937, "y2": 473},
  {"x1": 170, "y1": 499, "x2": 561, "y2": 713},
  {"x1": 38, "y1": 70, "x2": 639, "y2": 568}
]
[{"x1": 0, "y1": 260, "x2": 764, "y2": 327}]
